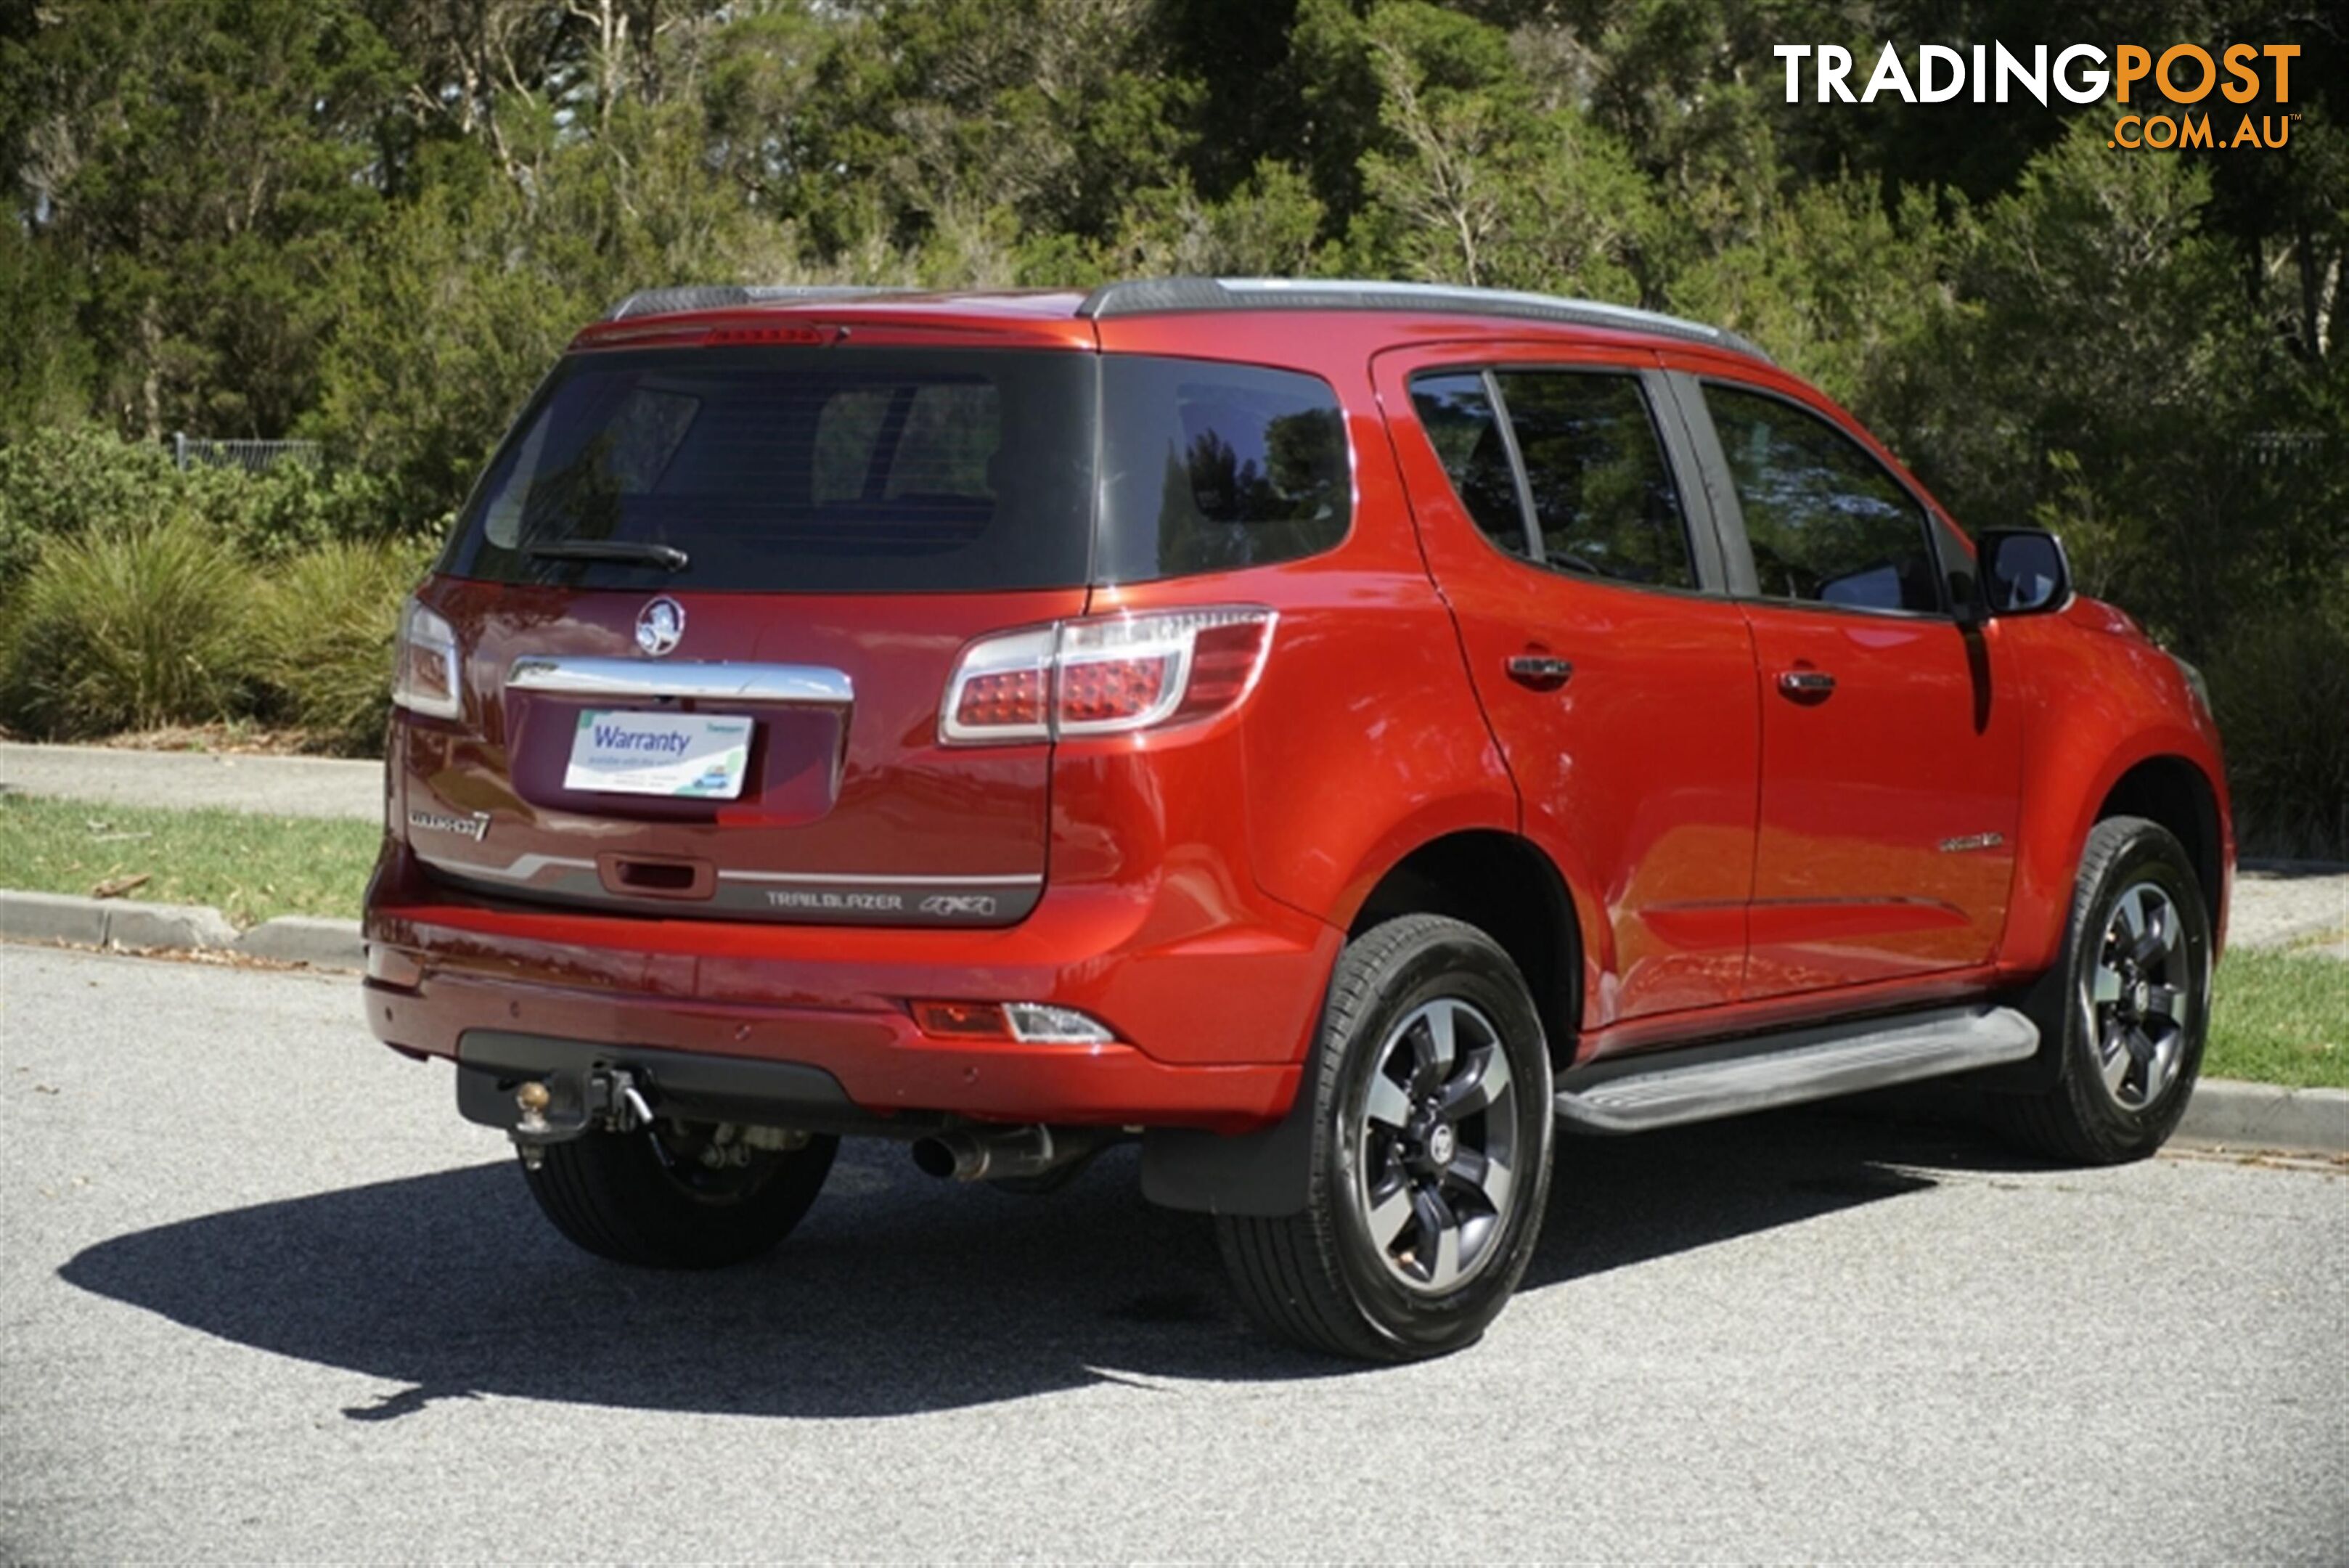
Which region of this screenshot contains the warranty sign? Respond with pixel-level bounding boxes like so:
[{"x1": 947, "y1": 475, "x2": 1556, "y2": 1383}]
[{"x1": 564, "y1": 710, "x2": 753, "y2": 799}]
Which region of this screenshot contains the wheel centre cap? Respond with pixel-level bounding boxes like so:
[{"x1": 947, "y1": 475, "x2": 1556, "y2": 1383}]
[{"x1": 1425, "y1": 1122, "x2": 1457, "y2": 1166}]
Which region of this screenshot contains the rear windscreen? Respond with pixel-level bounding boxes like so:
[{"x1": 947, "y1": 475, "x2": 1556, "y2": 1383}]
[{"x1": 443, "y1": 346, "x2": 1349, "y2": 592}]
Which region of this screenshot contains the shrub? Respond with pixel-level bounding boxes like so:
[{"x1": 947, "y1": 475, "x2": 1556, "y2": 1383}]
[
  {"x1": 0, "y1": 427, "x2": 181, "y2": 596},
  {"x1": 223, "y1": 462, "x2": 407, "y2": 564},
  {"x1": 0, "y1": 513, "x2": 259, "y2": 738},
  {"x1": 0, "y1": 428, "x2": 409, "y2": 605},
  {"x1": 253, "y1": 537, "x2": 433, "y2": 754},
  {"x1": 2205, "y1": 600, "x2": 2349, "y2": 861}
]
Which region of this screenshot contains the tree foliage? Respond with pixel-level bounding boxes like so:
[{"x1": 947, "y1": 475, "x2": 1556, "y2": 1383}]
[{"x1": 2, "y1": 0, "x2": 2343, "y2": 836}]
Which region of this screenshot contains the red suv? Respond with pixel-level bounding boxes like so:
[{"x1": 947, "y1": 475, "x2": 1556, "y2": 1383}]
[{"x1": 363, "y1": 278, "x2": 2231, "y2": 1360}]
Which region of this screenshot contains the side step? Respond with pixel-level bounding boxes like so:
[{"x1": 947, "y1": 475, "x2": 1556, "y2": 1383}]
[{"x1": 1553, "y1": 1005, "x2": 2039, "y2": 1135}]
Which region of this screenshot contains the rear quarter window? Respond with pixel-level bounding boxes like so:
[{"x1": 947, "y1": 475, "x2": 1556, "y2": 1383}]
[{"x1": 1095, "y1": 359, "x2": 1351, "y2": 584}]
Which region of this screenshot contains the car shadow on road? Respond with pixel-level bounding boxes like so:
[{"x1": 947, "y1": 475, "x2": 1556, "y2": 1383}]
[{"x1": 58, "y1": 1103, "x2": 2038, "y2": 1420}]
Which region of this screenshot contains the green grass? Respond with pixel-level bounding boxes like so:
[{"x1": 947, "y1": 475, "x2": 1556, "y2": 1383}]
[
  {"x1": 2205, "y1": 948, "x2": 2349, "y2": 1090},
  {"x1": 0, "y1": 792, "x2": 377, "y2": 927}
]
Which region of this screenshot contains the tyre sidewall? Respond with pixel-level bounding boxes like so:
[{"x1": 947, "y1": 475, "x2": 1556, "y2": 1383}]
[
  {"x1": 2054, "y1": 823, "x2": 2212, "y2": 1156},
  {"x1": 1321, "y1": 926, "x2": 1555, "y2": 1357},
  {"x1": 526, "y1": 1126, "x2": 838, "y2": 1269}
]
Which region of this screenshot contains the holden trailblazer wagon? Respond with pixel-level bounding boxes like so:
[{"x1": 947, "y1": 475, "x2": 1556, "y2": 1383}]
[{"x1": 362, "y1": 277, "x2": 2231, "y2": 1360}]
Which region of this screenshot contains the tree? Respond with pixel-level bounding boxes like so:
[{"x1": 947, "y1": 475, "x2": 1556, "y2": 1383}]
[{"x1": 2, "y1": 0, "x2": 400, "y2": 438}]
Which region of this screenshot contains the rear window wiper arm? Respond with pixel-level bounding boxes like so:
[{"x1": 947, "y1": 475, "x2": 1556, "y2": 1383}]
[{"x1": 522, "y1": 539, "x2": 690, "y2": 571}]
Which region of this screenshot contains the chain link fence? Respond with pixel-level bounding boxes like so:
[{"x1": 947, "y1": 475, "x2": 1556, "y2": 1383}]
[{"x1": 168, "y1": 433, "x2": 324, "y2": 474}]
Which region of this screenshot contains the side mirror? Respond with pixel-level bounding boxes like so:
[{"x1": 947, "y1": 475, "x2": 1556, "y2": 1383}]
[{"x1": 1978, "y1": 528, "x2": 2072, "y2": 616}]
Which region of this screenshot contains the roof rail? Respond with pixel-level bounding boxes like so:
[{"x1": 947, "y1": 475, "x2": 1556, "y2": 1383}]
[
  {"x1": 1076, "y1": 277, "x2": 1768, "y2": 361},
  {"x1": 606, "y1": 285, "x2": 920, "y2": 321}
]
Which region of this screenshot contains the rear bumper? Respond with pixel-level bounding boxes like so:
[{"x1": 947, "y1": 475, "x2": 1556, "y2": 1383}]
[{"x1": 362, "y1": 843, "x2": 1333, "y2": 1131}]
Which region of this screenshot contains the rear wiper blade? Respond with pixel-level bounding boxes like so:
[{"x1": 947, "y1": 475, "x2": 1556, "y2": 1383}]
[{"x1": 523, "y1": 539, "x2": 690, "y2": 571}]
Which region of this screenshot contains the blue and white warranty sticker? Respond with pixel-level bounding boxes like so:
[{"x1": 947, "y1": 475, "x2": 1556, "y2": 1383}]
[{"x1": 564, "y1": 710, "x2": 753, "y2": 799}]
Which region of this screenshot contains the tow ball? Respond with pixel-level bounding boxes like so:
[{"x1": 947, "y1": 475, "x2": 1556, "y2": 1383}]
[{"x1": 509, "y1": 1066, "x2": 656, "y2": 1170}]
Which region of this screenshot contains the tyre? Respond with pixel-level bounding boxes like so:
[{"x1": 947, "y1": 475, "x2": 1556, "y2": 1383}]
[
  {"x1": 1995, "y1": 816, "x2": 2213, "y2": 1164},
  {"x1": 1217, "y1": 915, "x2": 1556, "y2": 1361},
  {"x1": 520, "y1": 1120, "x2": 838, "y2": 1269}
]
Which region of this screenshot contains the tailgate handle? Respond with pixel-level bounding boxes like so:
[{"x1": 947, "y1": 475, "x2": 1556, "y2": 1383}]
[
  {"x1": 508, "y1": 657, "x2": 853, "y2": 705},
  {"x1": 598, "y1": 853, "x2": 715, "y2": 899}
]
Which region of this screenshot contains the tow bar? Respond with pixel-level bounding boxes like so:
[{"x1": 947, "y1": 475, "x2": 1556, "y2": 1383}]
[{"x1": 509, "y1": 1066, "x2": 656, "y2": 1169}]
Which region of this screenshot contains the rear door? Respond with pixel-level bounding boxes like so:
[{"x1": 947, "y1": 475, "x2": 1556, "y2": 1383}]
[
  {"x1": 1373, "y1": 343, "x2": 1760, "y2": 1026},
  {"x1": 402, "y1": 342, "x2": 1097, "y2": 928},
  {"x1": 1673, "y1": 373, "x2": 2022, "y2": 994}
]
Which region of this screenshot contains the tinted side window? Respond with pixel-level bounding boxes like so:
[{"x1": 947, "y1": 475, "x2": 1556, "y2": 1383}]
[
  {"x1": 1408, "y1": 372, "x2": 1532, "y2": 558},
  {"x1": 1495, "y1": 372, "x2": 1693, "y2": 589},
  {"x1": 1704, "y1": 385, "x2": 1940, "y2": 614},
  {"x1": 1096, "y1": 359, "x2": 1350, "y2": 583}
]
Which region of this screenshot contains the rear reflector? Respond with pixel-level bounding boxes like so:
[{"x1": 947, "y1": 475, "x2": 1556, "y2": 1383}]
[
  {"x1": 940, "y1": 607, "x2": 1275, "y2": 745},
  {"x1": 912, "y1": 1000, "x2": 1012, "y2": 1040}
]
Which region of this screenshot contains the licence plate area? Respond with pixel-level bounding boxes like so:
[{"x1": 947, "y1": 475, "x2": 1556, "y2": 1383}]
[
  {"x1": 502, "y1": 693, "x2": 843, "y2": 825},
  {"x1": 563, "y1": 709, "x2": 753, "y2": 799}
]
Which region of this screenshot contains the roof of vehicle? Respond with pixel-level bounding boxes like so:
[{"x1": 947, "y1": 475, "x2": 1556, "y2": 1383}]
[{"x1": 592, "y1": 277, "x2": 1770, "y2": 362}]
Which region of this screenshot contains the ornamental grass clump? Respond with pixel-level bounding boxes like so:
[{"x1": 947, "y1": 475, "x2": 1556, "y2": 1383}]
[
  {"x1": 253, "y1": 537, "x2": 431, "y2": 754},
  {"x1": 0, "y1": 513, "x2": 257, "y2": 738}
]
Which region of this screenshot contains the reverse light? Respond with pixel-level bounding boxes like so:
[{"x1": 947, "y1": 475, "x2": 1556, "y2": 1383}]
[
  {"x1": 940, "y1": 607, "x2": 1275, "y2": 745},
  {"x1": 391, "y1": 599, "x2": 462, "y2": 719},
  {"x1": 1004, "y1": 1003, "x2": 1116, "y2": 1043},
  {"x1": 911, "y1": 1000, "x2": 1117, "y2": 1045}
]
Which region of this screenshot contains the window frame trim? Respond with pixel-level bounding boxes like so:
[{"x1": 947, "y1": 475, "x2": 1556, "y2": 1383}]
[{"x1": 1673, "y1": 372, "x2": 1956, "y2": 623}]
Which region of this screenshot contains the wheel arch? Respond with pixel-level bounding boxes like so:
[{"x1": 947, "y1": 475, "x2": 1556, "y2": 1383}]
[
  {"x1": 1143, "y1": 825, "x2": 1585, "y2": 1220},
  {"x1": 2094, "y1": 754, "x2": 2226, "y2": 944},
  {"x1": 1344, "y1": 828, "x2": 1585, "y2": 1074},
  {"x1": 2004, "y1": 721, "x2": 2233, "y2": 976}
]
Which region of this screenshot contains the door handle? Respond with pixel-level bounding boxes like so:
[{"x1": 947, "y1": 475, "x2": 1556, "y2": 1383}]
[
  {"x1": 1506, "y1": 655, "x2": 1574, "y2": 690},
  {"x1": 1778, "y1": 669, "x2": 1837, "y2": 698}
]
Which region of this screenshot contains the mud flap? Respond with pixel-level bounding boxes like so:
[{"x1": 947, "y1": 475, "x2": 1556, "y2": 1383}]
[{"x1": 1139, "y1": 1057, "x2": 1320, "y2": 1217}]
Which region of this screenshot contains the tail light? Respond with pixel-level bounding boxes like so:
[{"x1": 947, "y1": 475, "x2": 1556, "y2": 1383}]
[
  {"x1": 940, "y1": 607, "x2": 1275, "y2": 745},
  {"x1": 391, "y1": 599, "x2": 462, "y2": 719}
]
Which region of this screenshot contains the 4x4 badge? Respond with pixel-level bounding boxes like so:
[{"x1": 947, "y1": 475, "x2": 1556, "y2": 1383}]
[{"x1": 636, "y1": 596, "x2": 685, "y2": 657}]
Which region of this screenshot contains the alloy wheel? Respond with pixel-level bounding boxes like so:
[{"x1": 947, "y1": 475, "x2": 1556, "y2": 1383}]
[
  {"x1": 2083, "y1": 880, "x2": 2196, "y2": 1111},
  {"x1": 1350, "y1": 997, "x2": 1522, "y2": 1294}
]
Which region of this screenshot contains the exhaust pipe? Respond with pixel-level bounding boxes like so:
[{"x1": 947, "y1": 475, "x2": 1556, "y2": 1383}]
[{"x1": 910, "y1": 1125, "x2": 1108, "y2": 1183}]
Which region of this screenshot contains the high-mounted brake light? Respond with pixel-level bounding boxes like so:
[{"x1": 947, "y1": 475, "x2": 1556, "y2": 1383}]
[
  {"x1": 391, "y1": 599, "x2": 462, "y2": 719},
  {"x1": 939, "y1": 607, "x2": 1276, "y2": 745}
]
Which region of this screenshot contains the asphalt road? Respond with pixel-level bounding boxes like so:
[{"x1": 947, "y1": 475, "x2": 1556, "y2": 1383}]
[{"x1": 3, "y1": 944, "x2": 2344, "y2": 1563}]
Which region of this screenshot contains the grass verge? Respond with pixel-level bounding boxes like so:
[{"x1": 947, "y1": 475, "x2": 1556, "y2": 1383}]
[
  {"x1": 2205, "y1": 948, "x2": 2349, "y2": 1090},
  {"x1": 0, "y1": 792, "x2": 377, "y2": 927}
]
